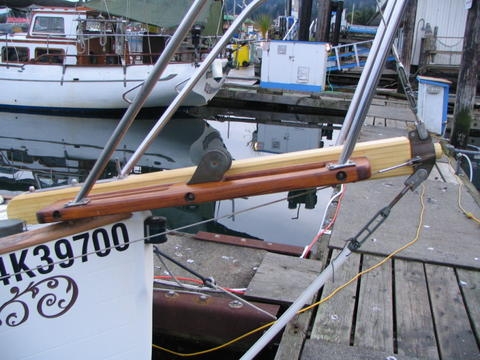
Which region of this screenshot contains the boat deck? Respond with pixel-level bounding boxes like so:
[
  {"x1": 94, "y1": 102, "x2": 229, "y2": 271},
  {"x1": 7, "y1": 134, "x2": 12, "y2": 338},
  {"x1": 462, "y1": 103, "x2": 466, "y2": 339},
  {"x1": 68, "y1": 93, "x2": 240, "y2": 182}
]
[{"x1": 151, "y1": 119, "x2": 480, "y2": 359}]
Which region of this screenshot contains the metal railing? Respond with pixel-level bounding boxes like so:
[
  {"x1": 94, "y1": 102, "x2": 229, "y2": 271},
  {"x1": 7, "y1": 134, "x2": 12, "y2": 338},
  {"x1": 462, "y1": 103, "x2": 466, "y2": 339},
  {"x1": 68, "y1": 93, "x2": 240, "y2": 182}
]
[{"x1": 327, "y1": 40, "x2": 373, "y2": 71}]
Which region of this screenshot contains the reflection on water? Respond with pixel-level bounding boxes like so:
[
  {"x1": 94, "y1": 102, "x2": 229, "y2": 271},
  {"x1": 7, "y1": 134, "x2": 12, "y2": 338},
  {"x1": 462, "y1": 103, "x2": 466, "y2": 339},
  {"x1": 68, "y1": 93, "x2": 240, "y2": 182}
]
[
  {"x1": 0, "y1": 112, "x2": 206, "y2": 190},
  {"x1": 0, "y1": 112, "x2": 338, "y2": 247},
  {"x1": 203, "y1": 120, "x2": 338, "y2": 246}
]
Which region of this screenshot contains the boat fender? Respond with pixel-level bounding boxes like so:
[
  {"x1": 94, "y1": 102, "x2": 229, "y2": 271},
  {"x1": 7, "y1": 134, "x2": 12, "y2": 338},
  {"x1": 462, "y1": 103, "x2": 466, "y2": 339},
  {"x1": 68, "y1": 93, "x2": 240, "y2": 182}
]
[
  {"x1": 212, "y1": 58, "x2": 227, "y2": 81},
  {"x1": 144, "y1": 216, "x2": 168, "y2": 244},
  {"x1": 0, "y1": 219, "x2": 24, "y2": 238}
]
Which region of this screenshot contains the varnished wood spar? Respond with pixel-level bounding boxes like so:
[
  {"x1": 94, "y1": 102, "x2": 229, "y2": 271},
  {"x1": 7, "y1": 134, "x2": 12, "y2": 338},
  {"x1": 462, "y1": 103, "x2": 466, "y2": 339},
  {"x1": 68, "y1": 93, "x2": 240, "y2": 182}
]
[
  {"x1": 37, "y1": 157, "x2": 371, "y2": 223},
  {"x1": 0, "y1": 213, "x2": 131, "y2": 255},
  {"x1": 7, "y1": 137, "x2": 442, "y2": 224}
]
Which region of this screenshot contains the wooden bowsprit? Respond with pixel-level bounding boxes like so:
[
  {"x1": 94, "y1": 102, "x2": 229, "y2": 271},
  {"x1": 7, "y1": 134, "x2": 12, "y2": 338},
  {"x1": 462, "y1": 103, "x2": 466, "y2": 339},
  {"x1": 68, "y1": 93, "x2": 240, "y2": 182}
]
[{"x1": 36, "y1": 157, "x2": 371, "y2": 223}]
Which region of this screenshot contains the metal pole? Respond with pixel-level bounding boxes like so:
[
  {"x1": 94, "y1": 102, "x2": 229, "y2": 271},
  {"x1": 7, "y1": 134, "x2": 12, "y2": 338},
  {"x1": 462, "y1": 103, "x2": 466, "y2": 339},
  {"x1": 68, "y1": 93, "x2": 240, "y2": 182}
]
[
  {"x1": 241, "y1": 1, "x2": 409, "y2": 358},
  {"x1": 336, "y1": 0, "x2": 407, "y2": 164},
  {"x1": 72, "y1": 0, "x2": 210, "y2": 204},
  {"x1": 240, "y1": 246, "x2": 352, "y2": 359},
  {"x1": 120, "y1": 0, "x2": 267, "y2": 176}
]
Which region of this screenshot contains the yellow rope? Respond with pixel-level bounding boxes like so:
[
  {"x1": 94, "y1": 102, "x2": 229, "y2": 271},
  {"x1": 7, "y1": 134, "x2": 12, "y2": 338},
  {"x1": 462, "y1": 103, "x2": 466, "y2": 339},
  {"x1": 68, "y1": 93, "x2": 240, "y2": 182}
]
[
  {"x1": 457, "y1": 181, "x2": 480, "y2": 224},
  {"x1": 301, "y1": 183, "x2": 427, "y2": 313},
  {"x1": 447, "y1": 156, "x2": 480, "y2": 224}
]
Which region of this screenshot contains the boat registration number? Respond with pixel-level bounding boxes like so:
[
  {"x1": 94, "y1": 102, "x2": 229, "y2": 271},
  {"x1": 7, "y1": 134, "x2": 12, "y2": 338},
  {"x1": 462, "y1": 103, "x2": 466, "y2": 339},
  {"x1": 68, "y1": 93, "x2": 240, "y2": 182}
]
[{"x1": 0, "y1": 223, "x2": 130, "y2": 286}]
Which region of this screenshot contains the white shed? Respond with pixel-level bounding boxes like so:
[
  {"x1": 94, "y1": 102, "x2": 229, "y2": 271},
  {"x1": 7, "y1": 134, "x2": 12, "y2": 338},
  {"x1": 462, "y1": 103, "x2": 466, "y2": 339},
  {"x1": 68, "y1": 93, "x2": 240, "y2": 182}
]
[
  {"x1": 411, "y1": 0, "x2": 468, "y2": 67},
  {"x1": 260, "y1": 40, "x2": 329, "y2": 92}
]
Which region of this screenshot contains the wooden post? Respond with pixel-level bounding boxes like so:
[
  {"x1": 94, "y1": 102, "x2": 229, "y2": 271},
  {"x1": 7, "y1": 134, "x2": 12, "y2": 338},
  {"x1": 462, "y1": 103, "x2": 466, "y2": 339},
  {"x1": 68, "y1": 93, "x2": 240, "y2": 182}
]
[
  {"x1": 400, "y1": 0, "x2": 417, "y2": 76},
  {"x1": 451, "y1": 0, "x2": 480, "y2": 148},
  {"x1": 314, "y1": 0, "x2": 331, "y2": 42},
  {"x1": 298, "y1": 0, "x2": 313, "y2": 41},
  {"x1": 285, "y1": 0, "x2": 291, "y2": 16},
  {"x1": 331, "y1": 1, "x2": 343, "y2": 46}
]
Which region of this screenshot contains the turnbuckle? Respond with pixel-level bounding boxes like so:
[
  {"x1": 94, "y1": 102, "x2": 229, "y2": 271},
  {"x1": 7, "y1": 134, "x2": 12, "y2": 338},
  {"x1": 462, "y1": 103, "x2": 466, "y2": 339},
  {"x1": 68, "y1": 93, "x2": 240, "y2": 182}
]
[{"x1": 347, "y1": 168, "x2": 428, "y2": 251}]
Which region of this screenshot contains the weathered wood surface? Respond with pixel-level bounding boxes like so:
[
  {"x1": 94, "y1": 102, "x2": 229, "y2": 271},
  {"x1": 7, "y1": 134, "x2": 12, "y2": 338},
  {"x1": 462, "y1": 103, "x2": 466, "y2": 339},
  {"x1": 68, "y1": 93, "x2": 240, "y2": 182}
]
[
  {"x1": 194, "y1": 231, "x2": 305, "y2": 256},
  {"x1": 310, "y1": 250, "x2": 361, "y2": 344},
  {"x1": 153, "y1": 232, "x2": 266, "y2": 289},
  {"x1": 302, "y1": 255, "x2": 480, "y2": 360},
  {"x1": 274, "y1": 311, "x2": 311, "y2": 360},
  {"x1": 395, "y1": 259, "x2": 439, "y2": 359},
  {"x1": 354, "y1": 255, "x2": 394, "y2": 353},
  {"x1": 245, "y1": 252, "x2": 323, "y2": 305},
  {"x1": 457, "y1": 268, "x2": 480, "y2": 341},
  {"x1": 426, "y1": 264, "x2": 480, "y2": 359},
  {"x1": 329, "y1": 178, "x2": 480, "y2": 269},
  {"x1": 301, "y1": 339, "x2": 421, "y2": 360}
]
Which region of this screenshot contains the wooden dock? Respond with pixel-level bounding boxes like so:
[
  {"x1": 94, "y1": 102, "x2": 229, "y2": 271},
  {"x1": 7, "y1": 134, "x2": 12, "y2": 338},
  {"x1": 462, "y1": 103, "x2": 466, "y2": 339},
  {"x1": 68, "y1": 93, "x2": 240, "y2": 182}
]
[
  {"x1": 277, "y1": 123, "x2": 480, "y2": 360},
  {"x1": 150, "y1": 118, "x2": 480, "y2": 359},
  {"x1": 187, "y1": 66, "x2": 418, "y2": 127}
]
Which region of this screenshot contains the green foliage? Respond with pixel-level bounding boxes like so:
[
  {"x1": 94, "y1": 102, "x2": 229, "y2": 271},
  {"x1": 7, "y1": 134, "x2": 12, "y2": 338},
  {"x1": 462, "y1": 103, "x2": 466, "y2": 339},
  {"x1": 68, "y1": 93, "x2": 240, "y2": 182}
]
[
  {"x1": 224, "y1": 0, "x2": 378, "y2": 25},
  {"x1": 347, "y1": 6, "x2": 376, "y2": 25},
  {"x1": 452, "y1": 108, "x2": 473, "y2": 147},
  {"x1": 255, "y1": 13, "x2": 273, "y2": 38}
]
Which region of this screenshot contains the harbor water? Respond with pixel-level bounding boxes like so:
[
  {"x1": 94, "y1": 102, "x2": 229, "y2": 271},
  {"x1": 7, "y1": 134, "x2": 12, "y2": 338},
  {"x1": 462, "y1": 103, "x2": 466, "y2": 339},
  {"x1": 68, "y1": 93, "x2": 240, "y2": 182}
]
[{"x1": 0, "y1": 111, "x2": 338, "y2": 247}]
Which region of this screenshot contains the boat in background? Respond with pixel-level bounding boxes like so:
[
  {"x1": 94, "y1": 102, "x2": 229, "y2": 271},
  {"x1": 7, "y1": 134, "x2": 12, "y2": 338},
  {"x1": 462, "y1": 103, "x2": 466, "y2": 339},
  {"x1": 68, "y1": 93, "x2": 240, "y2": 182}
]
[{"x1": 0, "y1": 3, "x2": 228, "y2": 114}]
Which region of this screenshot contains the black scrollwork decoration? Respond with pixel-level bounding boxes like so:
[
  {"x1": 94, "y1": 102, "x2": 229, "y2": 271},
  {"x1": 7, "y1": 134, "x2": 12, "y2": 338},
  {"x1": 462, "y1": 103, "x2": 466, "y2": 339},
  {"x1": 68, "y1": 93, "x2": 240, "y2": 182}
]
[{"x1": 0, "y1": 275, "x2": 78, "y2": 327}]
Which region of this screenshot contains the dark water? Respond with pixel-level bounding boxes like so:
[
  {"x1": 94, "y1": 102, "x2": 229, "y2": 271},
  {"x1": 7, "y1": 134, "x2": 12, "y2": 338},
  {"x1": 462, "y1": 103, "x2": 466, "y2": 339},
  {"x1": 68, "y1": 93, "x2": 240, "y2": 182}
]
[
  {"x1": 0, "y1": 111, "x2": 338, "y2": 247},
  {"x1": 203, "y1": 120, "x2": 337, "y2": 246}
]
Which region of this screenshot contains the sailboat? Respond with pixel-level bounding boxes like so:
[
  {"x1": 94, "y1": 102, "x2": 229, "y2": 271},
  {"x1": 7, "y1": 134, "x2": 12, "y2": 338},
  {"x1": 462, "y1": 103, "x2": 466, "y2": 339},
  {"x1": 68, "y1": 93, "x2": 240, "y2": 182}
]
[
  {"x1": 0, "y1": 1, "x2": 227, "y2": 114},
  {"x1": 0, "y1": 0, "x2": 442, "y2": 358}
]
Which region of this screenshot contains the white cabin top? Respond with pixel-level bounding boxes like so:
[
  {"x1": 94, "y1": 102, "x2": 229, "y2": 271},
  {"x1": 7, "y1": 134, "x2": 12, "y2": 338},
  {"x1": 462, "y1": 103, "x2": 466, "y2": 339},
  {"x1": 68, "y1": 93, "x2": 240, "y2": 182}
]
[{"x1": 28, "y1": 7, "x2": 88, "y2": 39}]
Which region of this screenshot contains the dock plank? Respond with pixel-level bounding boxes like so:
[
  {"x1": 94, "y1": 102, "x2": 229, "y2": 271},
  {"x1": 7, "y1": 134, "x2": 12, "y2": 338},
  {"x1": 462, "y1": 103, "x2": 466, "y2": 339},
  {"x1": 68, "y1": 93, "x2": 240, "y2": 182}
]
[
  {"x1": 367, "y1": 103, "x2": 416, "y2": 122},
  {"x1": 301, "y1": 339, "x2": 420, "y2": 360},
  {"x1": 394, "y1": 259, "x2": 439, "y2": 359},
  {"x1": 456, "y1": 268, "x2": 480, "y2": 343},
  {"x1": 310, "y1": 250, "x2": 361, "y2": 344},
  {"x1": 425, "y1": 264, "x2": 480, "y2": 359},
  {"x1": 274, "y1": 311, "x2": 311, "y2": 360},
  {"x1": 245, "y1": 252, "x2": 322, "y2": 305},
  {"x1": 154, "y1": 232, "x2": 266, "y2": 289},
  {"x1": 329, "y1": 178, "x2": 480, "y2": 269},
  {"x1": 354, "y1": 254, "x2": 394, "y2": 353}
]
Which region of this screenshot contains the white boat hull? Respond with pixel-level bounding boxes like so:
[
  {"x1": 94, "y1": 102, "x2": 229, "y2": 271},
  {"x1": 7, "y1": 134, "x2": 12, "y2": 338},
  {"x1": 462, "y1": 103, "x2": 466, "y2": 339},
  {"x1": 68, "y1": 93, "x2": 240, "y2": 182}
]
[
  {"x1": 0, "y1": 212, "x2": 154, "y2": 359},
  {"x1": 0, "y1": 62, "x2": 224, "y2": 114}
]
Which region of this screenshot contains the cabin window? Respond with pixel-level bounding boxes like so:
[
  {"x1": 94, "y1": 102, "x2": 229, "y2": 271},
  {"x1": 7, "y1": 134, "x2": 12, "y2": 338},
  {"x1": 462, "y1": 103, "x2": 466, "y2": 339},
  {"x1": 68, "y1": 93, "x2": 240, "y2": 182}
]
[
  {"x1": 35, "y1": 48, "x2": 65, "y2": 64},
  {"x1": 1, "y1": 46, "x2": 29, "y2": 62},
  {"x1": 32, "y1": 16, "x2": 65, "y2": 35}
]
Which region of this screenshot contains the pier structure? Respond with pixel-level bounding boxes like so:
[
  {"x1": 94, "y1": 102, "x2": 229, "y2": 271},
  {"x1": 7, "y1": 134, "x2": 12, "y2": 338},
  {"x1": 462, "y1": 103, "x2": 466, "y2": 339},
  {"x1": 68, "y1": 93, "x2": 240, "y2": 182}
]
[{"x1": 149, "y1": 112, "x2": 480, "y2": 359}]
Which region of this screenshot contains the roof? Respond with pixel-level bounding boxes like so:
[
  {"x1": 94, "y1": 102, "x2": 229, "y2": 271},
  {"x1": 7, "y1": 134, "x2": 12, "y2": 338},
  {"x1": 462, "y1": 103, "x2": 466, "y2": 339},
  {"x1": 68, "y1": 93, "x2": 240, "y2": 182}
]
[{"x1": 85, "y1": 0, "x2": 223, "y2": 35}]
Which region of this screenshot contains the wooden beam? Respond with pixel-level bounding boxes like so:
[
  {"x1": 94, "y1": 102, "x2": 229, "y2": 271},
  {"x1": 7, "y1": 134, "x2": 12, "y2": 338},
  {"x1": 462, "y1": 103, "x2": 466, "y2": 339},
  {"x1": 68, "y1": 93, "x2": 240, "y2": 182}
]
[
  {"x1": 36, "y1": 157, "x2": 371, "y2": 223},
  {"x1": 7, "y1": 137, "x2": 442, "y2": 224}
]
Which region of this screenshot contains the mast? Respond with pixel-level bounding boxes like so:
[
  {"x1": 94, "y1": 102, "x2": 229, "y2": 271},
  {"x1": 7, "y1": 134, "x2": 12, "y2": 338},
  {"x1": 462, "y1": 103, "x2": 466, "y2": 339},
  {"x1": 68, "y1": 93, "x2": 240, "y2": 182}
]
[{"x1": 336, "y1": 0, "x2": 408, "y2": 165}]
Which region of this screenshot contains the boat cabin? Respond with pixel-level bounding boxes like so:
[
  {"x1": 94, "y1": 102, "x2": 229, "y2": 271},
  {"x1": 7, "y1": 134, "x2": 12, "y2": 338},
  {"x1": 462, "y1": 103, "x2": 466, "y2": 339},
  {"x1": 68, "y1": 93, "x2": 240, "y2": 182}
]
[
  {"x1": 1, "y1": 7, "x2": 85, "y2": 65},
  {"x1": 0, "y1": 6, "x2": 179, "y2": 66}
]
